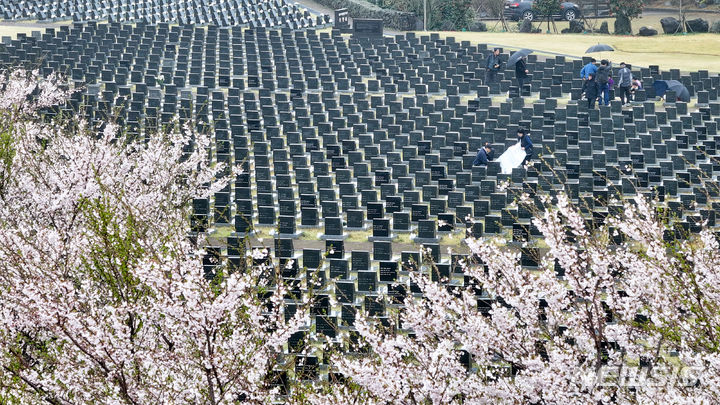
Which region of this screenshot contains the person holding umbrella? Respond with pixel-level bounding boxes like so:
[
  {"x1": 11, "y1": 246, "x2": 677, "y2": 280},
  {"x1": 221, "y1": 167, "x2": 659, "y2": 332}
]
[
  {"x1": 582, "y1": 44, "x2": 613, "y2": 82},
  {"x1": 652, "y1": 80, "x2": 690, "y2": 102},
  {"x1": 485, "y1": 48, "x2": 502, "y2": 85},
  {"x1": 508, "y1": 49, "x2": 532, "y2": 94},
  {"x1": 515, "y1": 56, "x2": 530, "y2": 94}
]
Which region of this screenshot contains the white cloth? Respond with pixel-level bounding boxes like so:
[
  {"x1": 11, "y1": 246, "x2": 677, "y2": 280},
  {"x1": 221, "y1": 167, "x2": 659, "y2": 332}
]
[{"x1": 497, "y1": 142, "x2": 527, "y2": 174}]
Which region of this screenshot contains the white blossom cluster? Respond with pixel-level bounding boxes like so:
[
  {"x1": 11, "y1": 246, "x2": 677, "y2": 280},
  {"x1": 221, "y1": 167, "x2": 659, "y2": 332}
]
[
  {"x1": 327, "y1": 196, "x2": 720, "y2": 404},
  {"x1": 0, "y1": 70, "x2": 303, "y2": 404},
  {"x1": 1, "y1": 70, "x2": 719, "y2": 405}
]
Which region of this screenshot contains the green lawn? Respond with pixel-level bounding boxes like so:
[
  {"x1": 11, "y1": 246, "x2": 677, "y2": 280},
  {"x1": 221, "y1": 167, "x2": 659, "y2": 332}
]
[
  {"x1": 430, "y1": 29, "x2": 720, "y2": 73},
  {"x1": 0, "y1": 20, "x2": 69, "y2": 39}
]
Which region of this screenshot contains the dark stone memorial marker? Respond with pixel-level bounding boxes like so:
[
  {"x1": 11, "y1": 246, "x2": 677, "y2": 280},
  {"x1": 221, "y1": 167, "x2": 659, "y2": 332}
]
[
  {"x1": 393, "y1": 211, "x2": 411, "y2": 232},
  {"x1": 347, "y1": 209, "x2": 366, "y2": 230},
  {"x1": 414, "y1": 219, "x2": 439, "y2": 243},
  {"x1": 357, "y1": 270, "x2": 377, "y2": 292},
  {"x1": 467, "y1": 222, "x2": 483, "y2": 238},
  {"x1": 386, "y1": 196, "x2": 402, "y2": 213},
  {"x1": 432, "y1": 263, "x2": 451, "y2": 282},
  {"x1": 336, "y1": 281, "x2": 355, "y2": 303},
  {"x1": 303, "y1": 249, "x2": 321, "y2": 270},
  {"x1": 387, "y1": 284, "x2": 407, "y2": 304},
  {"x1": 275, "y1": 238, "x2": 294, "y2": 259},
  {"x1": 490, "y1": 193, "x2": 506, "y2": 211},
  {"x1": 330, "y1": 259, "x2": 349, "y2": 279},
  {"x1": 353, "y1": 19, "x2": 383, "y2": 39},
  {"x1": 281, "y1": 258, "x2": 299, "y2": 278},
  {"x1": 322, "y1": 217, "x2": 346, "y2": 240},
  {"x1": 512, "y1": 223, "x2": 529, "y2": 242},
  {"x1": 301, "y1": 207, "x2": 319, "y2": 227},
  {"x1": 411, "y1": 203, "x2": 429, "y2": 222},
  {"x1": 326, "y1": 240, "x2": 344, "y2": 259},
  {"x1": 316, "y1": 316, "x2": 337, "y2": 338},
  {"x1": 402, "y1": 251, "x2": 421, "y2": 272},
  {"x1": 379, "y1": 261, "x2": 398, "y2": 282},
  {"x1": 521, "y1": 248, "x2": 539, "y2": 268},
  {"x1": 335, "y1": 8, "x2": 351, "y2": 33},
  {"x1": 367, "y1": 202, "x2": 385, "y2": 221},
  {"x1": 352, "y1": 250, "x2": 370, "y2": 271},
  {"x1": 279, "y1": 200, "x2": 296, "y2": 217},
  {"x1": 277, "y1": 215, "x2": 300, "y2": 237},
  {"x1": 373, "y1": 241, "x2": 392, "y2": 260},
  {"x1": 369, "y1": 218, "x2": 395, "y2": 241},
  {"x1": 341, "y1": 304, "x2": 356, "y2": 326},
  {"x1": 258, "y1": 206, "x2": 275, "y2": 225},
  {"x1": 438, "y1": 213, "x2": 455, "y2": 232}
]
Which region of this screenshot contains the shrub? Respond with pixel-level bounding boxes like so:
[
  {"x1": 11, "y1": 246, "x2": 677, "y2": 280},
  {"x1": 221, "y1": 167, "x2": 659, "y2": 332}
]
[
  {"x1": 469, "y1": 20, "x2": 488, "y2": 31},
  {"x1": 609, "y1": 0, "x2": 644, "y2": 34},
  {"x1": 711, "y1": 20, "x2": 720, "y2": 33},
  {"x1": 532, "y1": 0, "x2": 562, "y2": 19},
  {"x1": 384, "y1": 0, "x2": 474, "y2": 31},
  {"x1": 313, "y1": 0, "x2": 418, "y2": 30}
]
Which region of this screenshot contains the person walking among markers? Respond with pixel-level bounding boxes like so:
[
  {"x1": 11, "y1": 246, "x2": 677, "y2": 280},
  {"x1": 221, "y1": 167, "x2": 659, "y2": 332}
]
[
  {"x1": 596, "y1": 59, "x2": 612, "y2": 106},
  {"x1": 485, "y1": 48, "x2": 502, "y2": 85},
  {"x1": 580, "y1": 58, "x2": 597, "y2": 80},
  {"x1": 473, "y1": 142, "x2": 495, "y2": 166},
  {"x1": 583, "y1": 73, "x2": 601, "y2": 109},
  {"x1": 517, "y1": 128, "x2": 533, "y2": 166},
  {"x1": 515, "y1": 56, "x2": 529, "y2": 95},
  {"x1": 616, "y1": 62, "x2": 633, "y2": 106}
]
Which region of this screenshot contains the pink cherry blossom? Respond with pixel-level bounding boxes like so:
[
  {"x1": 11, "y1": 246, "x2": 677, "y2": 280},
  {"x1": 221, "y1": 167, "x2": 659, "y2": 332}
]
[
  {"x1": 328, "y1": 192, "x2": 720, "y2": 404},
  {"x1": 0, "y1": 69, "x2": 303, "y2": 404}
]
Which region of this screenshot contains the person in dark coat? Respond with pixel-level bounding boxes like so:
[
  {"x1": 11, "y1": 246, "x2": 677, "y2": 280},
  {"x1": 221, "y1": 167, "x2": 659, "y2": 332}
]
[
  {"x1": 515, "y1": 56, "x2": 529, "y2": 94},
  {"x1": 517, "y1": 128, "x2": 533, "y2": 165},
  {"x1": 485, "y1": 48, "x2": 502, "y2": 85},
  {"x1": 583, "y1": 73, "x2": 601, "y2": 109},
  {"x1": 473, "y1": 142, "x2": 495, "y2": 166}
]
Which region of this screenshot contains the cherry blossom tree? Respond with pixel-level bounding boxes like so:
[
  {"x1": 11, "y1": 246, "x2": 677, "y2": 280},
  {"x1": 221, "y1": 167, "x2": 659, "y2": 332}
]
[
  {"x1": 327, "y1": 192, "x2": 720, "y2": 404},
  {"x1": 0, "y1": 69, "x2": 304, "y2": 404},
  {"x1": 3, "y1": 68, "x2": 719, "y2": 405}
]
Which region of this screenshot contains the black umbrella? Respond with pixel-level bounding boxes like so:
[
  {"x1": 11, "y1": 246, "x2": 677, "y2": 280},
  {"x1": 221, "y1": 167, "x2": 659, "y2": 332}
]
[
  {"x1": 652, "y1": 80, "x2": 690, "y2": 102},
  {"x1": 508, "y1": 49, "x2": 534, "y2": 67},
  {"x1": 585, "y1": 44, "x2": 614, "y2": 53}
]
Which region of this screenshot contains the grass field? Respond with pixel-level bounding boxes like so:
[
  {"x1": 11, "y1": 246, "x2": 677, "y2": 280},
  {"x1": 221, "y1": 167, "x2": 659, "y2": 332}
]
[
  {"x1": 0, "y1": 20, "x2": 68, "y2": 39},
  {"x1": 424, "y1": 11, "x2": 720, "y2": 73},
  {"x1": 2, "y1": 15, "x2": 718, "y2": 73},
  {"x1": 0, "y1": 25, "x2": 42, "y2": 38},
  {"x1": 430, "y1": 30, "x2": 720, "y2": 73}
]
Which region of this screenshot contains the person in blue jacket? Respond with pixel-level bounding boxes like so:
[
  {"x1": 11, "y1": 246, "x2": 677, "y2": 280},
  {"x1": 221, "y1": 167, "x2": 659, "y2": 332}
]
[
  {"x1": 517, "y1": 128, "x2": 533, "y2": 165},
  {"x1": 473, "y1": 142, "x2": 495, "y2": 166},
  {"x1": 580, "y1": 58, "x2": 597, "y2": 80}
]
